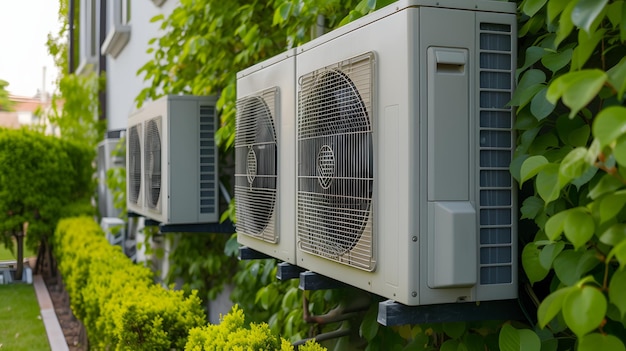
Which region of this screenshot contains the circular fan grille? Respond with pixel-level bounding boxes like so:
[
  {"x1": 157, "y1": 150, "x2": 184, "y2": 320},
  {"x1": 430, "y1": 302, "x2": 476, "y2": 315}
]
[
  {"x1": 128, "y1": 126, "x2": 141, "y2": 204},
  {"x1": 298, "y1": 68, "x2": 373, "y2": 258},
  {"x1": 145, "y1": 119, "x2": 161, "y2": 209},
  {"x1": 235, "y1": 95, "x2": 277, "y2": 239}
]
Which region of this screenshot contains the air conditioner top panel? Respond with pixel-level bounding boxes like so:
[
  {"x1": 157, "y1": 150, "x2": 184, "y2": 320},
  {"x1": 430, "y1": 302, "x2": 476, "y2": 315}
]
[
  {"x1": 296, "y1": 0, "x2": 515, "y2": 55},
  {"x1": 130, "y1": 94, "x2": 218, "y2": 119},
  {"x1": 237, "y1": 48, "x2": 297, "y2": 80}
]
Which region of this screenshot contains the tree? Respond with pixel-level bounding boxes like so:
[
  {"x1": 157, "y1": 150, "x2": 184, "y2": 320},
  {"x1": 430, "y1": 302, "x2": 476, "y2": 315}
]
[{"x1": 0, "y1": 79, "x2": 14, "y2": 111}]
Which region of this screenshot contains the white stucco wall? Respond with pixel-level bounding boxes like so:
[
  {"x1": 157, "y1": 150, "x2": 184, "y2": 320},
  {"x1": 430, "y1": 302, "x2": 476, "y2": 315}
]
[{"x1": 105, "y1": 0, "x2": 178, "y2": 131}]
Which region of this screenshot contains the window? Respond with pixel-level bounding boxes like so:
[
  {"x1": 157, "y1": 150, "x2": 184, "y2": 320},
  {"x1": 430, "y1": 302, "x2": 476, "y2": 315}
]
[
  {"x1": 77, "y1": 0, "x2": 99, "y2": 75},
  {"x1": 101, "y1": 0, "x2": 131, "y2": 58}
]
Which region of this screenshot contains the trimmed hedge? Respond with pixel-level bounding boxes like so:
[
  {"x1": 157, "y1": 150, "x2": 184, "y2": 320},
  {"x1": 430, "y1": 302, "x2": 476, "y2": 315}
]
[
  {"x1": 185, "y1": 305, "x2": 326, "y2": 351},
  {"x1": 53, "y1": 216, "x2": 205, "y2": 350}
]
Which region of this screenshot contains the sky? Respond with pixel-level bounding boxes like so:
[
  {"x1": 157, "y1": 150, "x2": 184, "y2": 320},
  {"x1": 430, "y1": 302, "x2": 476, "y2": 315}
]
[{"x1": 0, "y1": 1, "x2": 61, "y2": 97}]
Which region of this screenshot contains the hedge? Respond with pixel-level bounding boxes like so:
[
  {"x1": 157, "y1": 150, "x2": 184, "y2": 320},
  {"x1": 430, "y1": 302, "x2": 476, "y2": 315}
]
[{"x1": 53, "y1": 216, "x2": 206, "y2": 350}]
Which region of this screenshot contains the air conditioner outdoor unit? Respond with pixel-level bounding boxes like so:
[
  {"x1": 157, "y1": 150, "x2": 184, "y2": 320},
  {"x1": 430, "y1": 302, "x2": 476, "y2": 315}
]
[
  {"x1": 100, "y1": 217, "x2": 125, "y2": 246},
  {"x1": 294, "y1": 0, "x2": 517, "y2": 306},
  {"x1": 235, "y1": 50, "x2": 297, "y2": 264},
  {"x1": 97, "y1": 136, "x2": 125, "y2": 218},
  {"x1": 126, "y1": 95, "x2": 220, "y2": 225}
]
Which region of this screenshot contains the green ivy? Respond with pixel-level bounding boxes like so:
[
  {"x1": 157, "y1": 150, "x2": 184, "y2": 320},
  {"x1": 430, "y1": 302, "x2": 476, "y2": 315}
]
[{"x1": 510, "y1": 0, "x2": 626, "y2": 350}]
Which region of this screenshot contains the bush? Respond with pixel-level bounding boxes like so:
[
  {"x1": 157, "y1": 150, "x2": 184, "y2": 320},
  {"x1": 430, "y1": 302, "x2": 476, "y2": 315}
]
[
  {"x1": 54, "y1": 216, "x2": 206, "y2": 350},
  {"x1": 185, "y1": 305, "x2": 326, "y2": 351}
]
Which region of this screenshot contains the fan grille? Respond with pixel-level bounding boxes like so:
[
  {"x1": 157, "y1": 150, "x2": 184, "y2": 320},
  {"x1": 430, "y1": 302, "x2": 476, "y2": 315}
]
[
  {"x1": 145, "y1": 117, "x2": 162, "y2": 211},
  {"x1": 297, "y1": 52, "x2": 375, "y2": 271},
  {"x1": 235, "y1": 88, "x2": 278, "y2": 242},
  {"x1": 128, "y1": 124, "x2": 142, "y2": 205}
]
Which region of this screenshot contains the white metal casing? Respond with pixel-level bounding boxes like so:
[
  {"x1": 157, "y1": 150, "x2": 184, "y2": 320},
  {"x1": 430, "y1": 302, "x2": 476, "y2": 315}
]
[
  {"x1": 100, "y1": 217, "x2": 125, "y2": 246},
  {"x1": 294, "y1": 0, "x2": 517, "y2": 306},
  {"x1": 235, "y1": 50, "x2": 297, "y2": 264},
  {"x1": 97, "y1": 137, "x2": 125, "y2": 218},
  {"x1": 126, "y1": 95, "x2": 220, "y2": 225}
]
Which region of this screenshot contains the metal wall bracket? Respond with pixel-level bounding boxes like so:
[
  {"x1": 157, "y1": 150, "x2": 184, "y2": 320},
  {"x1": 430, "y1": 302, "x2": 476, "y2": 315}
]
[
  {"x1": 159, "y1": 220, "x2": 235, "y2": 234},
  {"x1": 276, "y1": 262, "x2": 305, "y2": 281},
  {"x1": 377, "y1": 299, "x2": 526, "y2": 326},
  {"x1": 299, "y1": 271, "x2": 349, "y2": 291},
  {"x1": 238, "y1": 246, "x2": 272, "y2": 260}
]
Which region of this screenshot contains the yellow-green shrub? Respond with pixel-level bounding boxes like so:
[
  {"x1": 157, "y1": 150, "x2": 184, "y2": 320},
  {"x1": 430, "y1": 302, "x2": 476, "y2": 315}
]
[
  {"x1": 54, "y1": 216, "x2": 205, "y2": 350},
  {"x1": 185, "y1": 305, "x2": 326, "y2": 351}
]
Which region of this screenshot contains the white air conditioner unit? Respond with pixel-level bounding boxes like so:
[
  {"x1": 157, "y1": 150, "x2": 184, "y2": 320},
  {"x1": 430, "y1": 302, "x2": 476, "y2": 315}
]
[
  {"x1": 97, "y1": 136, "x2": 125, "y2": 218},
  {"x1": 294, "y1": 0, "x2": 517, "y2": 306},
  {"x1": 126, "y1": 95, "x2": 220, "y2": 225},
  {"x1": 235, "y1": 50, "x2": 297, "y2": 264},
  {"x1": 100, "y1": 217, "x2": 125, "y2": 246}
]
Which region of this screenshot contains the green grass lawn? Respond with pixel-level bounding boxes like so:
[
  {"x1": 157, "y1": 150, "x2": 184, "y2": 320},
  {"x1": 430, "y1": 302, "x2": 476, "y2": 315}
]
[
  {"x1": 0, "y1": 283, "x2": 50, "y2": 350},
  {"x1": 0, "y1": 240, "x2": 36, "y2": 261}
]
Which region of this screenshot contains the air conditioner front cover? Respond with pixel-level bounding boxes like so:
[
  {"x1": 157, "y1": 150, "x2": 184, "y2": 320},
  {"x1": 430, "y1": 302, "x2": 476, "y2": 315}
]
[
  {"x1": 236, "y1": 49, "x2": 297, "y2": 264},
  {"x1": 295, "y1": 0, "x2": 517, "y2": 306},
  {"x1": 98, "y1": 137, "x2": 124, "y2": 218},
  {"x1": 126, "y1": 121, "x2": 143, "y2": 215}
]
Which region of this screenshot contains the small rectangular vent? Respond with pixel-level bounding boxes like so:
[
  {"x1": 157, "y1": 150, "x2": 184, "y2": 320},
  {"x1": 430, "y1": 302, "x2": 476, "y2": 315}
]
[
  {"x1": 199, "y1": 105, "x2": 217, "y2": 214},
  {"x1": 478, "y1": 22, "x2": 514, "y2": 285}
]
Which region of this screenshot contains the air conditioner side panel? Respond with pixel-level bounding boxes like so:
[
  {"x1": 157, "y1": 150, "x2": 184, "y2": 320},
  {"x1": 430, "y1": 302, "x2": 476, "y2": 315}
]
[{"x1": 237, "y1": 52, "x2": 297, "y2": 264}]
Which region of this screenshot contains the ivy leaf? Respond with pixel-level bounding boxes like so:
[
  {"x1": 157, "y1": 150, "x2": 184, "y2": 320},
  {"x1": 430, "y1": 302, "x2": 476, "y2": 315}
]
[
  {"x1": 537, "y1": 287, "x2": 573, "y2": 328},
  {"x1": 559, "y1": 147, "x2": 589, "y2": 181},
  {"x1": 562, "y1": 285, "x2": 607, "y2": 338},
  {"x1": 609, "y1": 269, "x2": 626, "y2": 318},
  {"x1": 555, "y1": 1, "x2": 576, "y2": 47},
  {"x1": 521, "y1": 196, "x2": 544, "y2": 220},
  {"x1": 545, "y1": 210, "x2": 568, "y2": 241},
  {"x1": 536, "y1": 164, "x2": 563, "y2": 204},
  {"x1": 522, "y1": 0, "x2": 548, "y2": 17},
  {"x1": 440, "y1": 339, "x2": 461, "y2": 351},
  {"x1": 599, "y1": 193, "x2": 626, "y2": 224},
  {"x1": 547, "y1": 0, "x2": 570, "y2": 24},
  {"x1": 443, "y1": 322, "x2": 466, "y2": 339},
  {"x1": 499, "y1": 324, "x2": 541, "y2": 351},
  {"x1": 530, "y1": 87, "x2": 556, "y2": 120},
  {"x1": 588, "y1": 174, "x2": 625, "y2": 200},
  {"x1": 520, "y1": 155, "x2": 549, "y2": 184},
  {"x1": 539, "y1": 242, "x2": 565, "y2": 270},
  {"x1": 546, "y1": 70, "x2": 607, "y2": 118},
  {"x1": 541, "y1": 48, "x2": 573, "y2": 73},
  {"x1": 509, "y1": 69, "x2": 546, "y2": 108},
  {"x1": 571, "y1": 29, "x2": 607, "y2": 71},
  {"x1": 608, "y1": 240, "x2": 626, "y2": 267},
  {"x1": 614, "y1": 136, "x2": 626, "y2": 168},
  {"x1": 571, "y1": 0, "x2": 609, "y2": 34},
  {"x1": 622, "y1": 1, "x2": 626, "y2": 43},
  {"x1": 554, "y1": 250, "x2": 600, "y2": 286},
  {"x1": 563, "y1": 208, "x2": 595, "y2": 250},
  {"x1": 522, "y1": 243, "x2": 550, "y2": 284},
  {"x1": 607, "y1": 55, "x2": 626, "y2": 101},
  {"x1": 359, "y1": 306, "x2": 379, "y2": 341},
  {"x1": 579, "y1": 333, "x2": 626, "y2": 351},
  {"x1": 518, "y1": 48, "x2": 548, "y2": 76},
  {"x1": 592, "y1": 106, "x2": 626, "y2": 149},
  {"x1": 600, "y1": 223, "x2": 626, "y2": 246}
]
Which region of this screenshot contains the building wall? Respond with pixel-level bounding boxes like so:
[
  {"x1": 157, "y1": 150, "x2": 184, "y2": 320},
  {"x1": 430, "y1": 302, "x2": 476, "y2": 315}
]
[{"x1": 104, "y1": 0, "x2": 178, "y2": 131}]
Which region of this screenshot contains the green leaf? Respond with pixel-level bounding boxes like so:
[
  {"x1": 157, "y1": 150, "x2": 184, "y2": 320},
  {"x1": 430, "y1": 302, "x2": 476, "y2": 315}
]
[
  {"x1": 518, "y1": 48, "x2": 549, "y2": 75},
  {"x1": 537, "y1": 287, "x2": 574, "y2": 328},
  {"x1": 579, "y1": 333, "x2": 626, "y2": 351},
  {"x1": 571, "y1": 29, "x2": 606, "y2": 71},
  {"x1": 440, "y1": 339, "x2": 461, "y2": 351},
  {"x1": 510, "y1": 154, "x2": 529, "y2": 183},
  {"x1": 546, "y1": 70, "x2": 607, "y2": 118},
  {"x1": 563, "y1": 208, "x2": 595, "y2": 250},
  {"x1": 599, "y1": 193, "x2": 626, "y2": 224},
  {"x1": 443, "y1": 322, "x2": 466, "y2": 339},
  {"x1": 600, "y1": 223, "x2": 626, "y2": 246},
  {"x1": 509, "y1": 69, "x2": 546, "y2": 107},
  {"x1": 499, "y1": 324, "x2": 541, "y2": 351},
  {"x1": 547, "y1": 0, "x2": 570, "y2": 23},
  {"x1": 571, "y1": 0, "x2": 609, "y2": 33},
  {"x1": 592, "y1": 106, "x2": 626, "y2": 148},
  {"x1": 608, "y1": 57, "x2": 626, "y2": 101},
  {"x1": 523, "y1": 0, "x2": 548, "y2": 17},
  {"x1": 536, "y1": 164, "x2": 562, "y2": 204},
  {"x1": 539, "y1": 242, "x2": 565, "y2": 270},
  {"x1": 614, "y1": 135, "x2": 626, "y2": 167},
  {"x1": 609, "y1": 240, "x2": 626, "y2": 267},
  {"x1": 541, "y1": 48, "x2": 573, "y2": 73},
  {"x1": 622, "y1": 1, "x2": 626, "y2": 43},
  {"x1": 554, "y1": 250, "x2": 601, "y2": 286},
  {"x1": 562, "y1": 285, "x2": 607, "y2": 338},
  {"x1": 530, "y1": 87, "x2": 556, "y2": 120},
  {"x1": 522, "y1": 243, "x2": 550, "y2": 284},
  {"x1": 559, "y1": 147, "x2": 589, "y2": 181},
  {"x1": 359, "y1": 306, "x2": 379, "y2": 341},
  {"x1": 589, "y1": 174, "x2": 625, "y2": 200},
  {"x1": 555, "y1": 1, "x2": 576, "y2": 47},
  {"x1": 521, "y1": 155, "x2": 549, "y2": 184},
  {"x1": 610, "y1": 269, "x2": 626, "y2": 318},
  {"x1": 545, "y1": 210, "x2": 568, "y2": 241},
  {"x1": 521, "y1": 196, "x2": 545, "y2": 220}
]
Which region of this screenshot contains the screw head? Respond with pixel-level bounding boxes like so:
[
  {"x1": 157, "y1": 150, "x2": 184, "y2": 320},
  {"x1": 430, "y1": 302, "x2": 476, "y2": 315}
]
[
  {"x1": 412, "y1": 291, "x2": 417, "y2": 297},
  {"x1": 412, "y1": 236, "x2": 417, "y2": 242}
]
